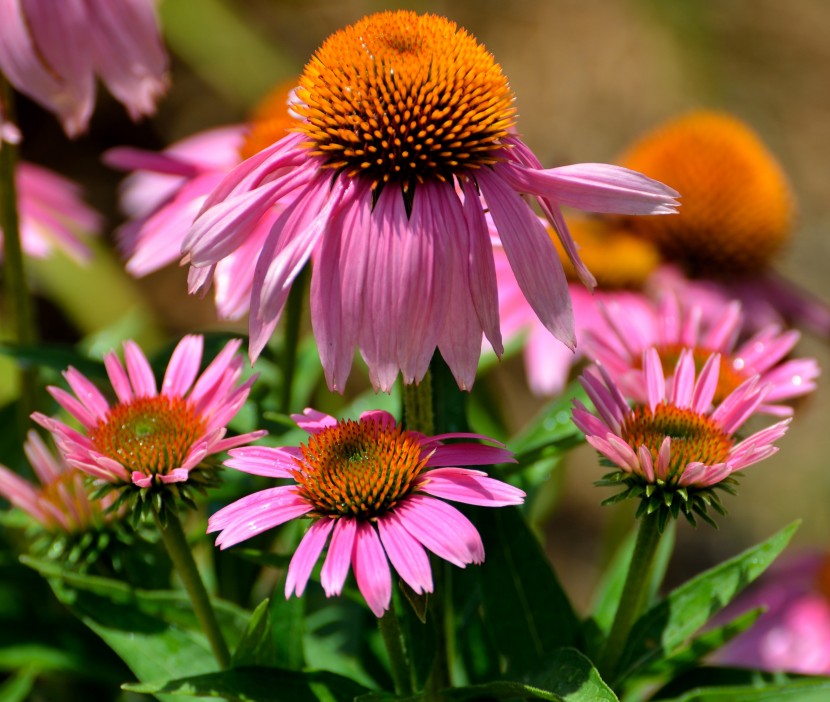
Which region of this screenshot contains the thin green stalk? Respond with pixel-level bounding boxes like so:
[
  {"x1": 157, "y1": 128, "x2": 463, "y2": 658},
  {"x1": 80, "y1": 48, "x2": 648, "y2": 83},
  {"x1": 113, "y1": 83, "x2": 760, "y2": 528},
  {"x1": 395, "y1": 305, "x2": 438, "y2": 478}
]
[
  {"x1": 154, "y1": 508, "x2": 231, "y2": 668},
  {"x1": 0, "y1": 77, "x2": 37, "y2": 425},
  {"x1": 378, "y1": 607, "x2": 413, "y2": 697},
  {"x1": 278, "y1": 265, "x2": 308, "y2": 414},
  {"x1": 402, "y1": 370, "x2": 433, "y2": 435},
  {"x1": 598, "y1": 511, "x2": 663, "y2": 681}
]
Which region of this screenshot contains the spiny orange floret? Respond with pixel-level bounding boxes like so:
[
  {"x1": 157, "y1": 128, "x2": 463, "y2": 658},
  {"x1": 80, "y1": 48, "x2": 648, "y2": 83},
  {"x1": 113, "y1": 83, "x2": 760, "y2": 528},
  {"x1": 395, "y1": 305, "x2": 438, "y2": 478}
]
[
  {"x1": 293, "y1": 10, "x2": 516, "y2": 191},
  {"x1": 239, "y1": 80, "x2": 300, "y2": 160},
  {"x1": 618, "y1": 110, "x2": 794, "y2": 277},
  {"x1": 89, "y1": 396, "x2": 206, "y2": 478},
  {"x1": 550, "y1": 217, "x2": 661, "y2": 289},
  {"x1": 292, "y1": 418, "x2": 427, "y2": 519},
  {"x1": 620, "y1": 403, "x2": 733, "y2": 483}
]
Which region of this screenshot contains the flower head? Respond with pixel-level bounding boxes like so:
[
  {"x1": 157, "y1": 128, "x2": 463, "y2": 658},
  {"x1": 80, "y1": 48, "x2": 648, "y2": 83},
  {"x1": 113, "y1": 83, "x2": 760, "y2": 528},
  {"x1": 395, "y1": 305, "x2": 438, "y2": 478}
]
[
  {"x1": 583, "y1": 294, "x2": 819, "y2": 416},
  {"x1": 4, "y1": 162, "x2": 102, "y2": 263},
  {"x1": 33, "y1": 335, "x2": 264, "y2": 518},
  {"x1": 183, "y1": 10, "x2": 678, "y2": 392},
  {"x1": 0, "y1": 430, "x2": 119, "y2": 534},
  {"x1": 208, "y1": 408, "x2": 523, "y2": 617},
  {"x1": 0, "y1": 0, "x2": 169, "y2": 137},
  {"x1": 572, "y1": 348, "x2": 790, "y2": 529}
]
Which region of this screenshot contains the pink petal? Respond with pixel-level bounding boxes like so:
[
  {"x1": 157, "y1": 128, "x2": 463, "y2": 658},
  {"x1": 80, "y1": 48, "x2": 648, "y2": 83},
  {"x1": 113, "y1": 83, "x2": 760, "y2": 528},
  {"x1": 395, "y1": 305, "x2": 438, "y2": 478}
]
[
  {"x1": 292, "y1": 408, "x2": 338, "y2": 434},
  {"x1": 417, "y1": 467, "x2": 525, "y2": 507},
  {"x1": 644, "y1": 348, "x2": 666, "y2": 412},
  {"x1": 211, "y1": 490, "x2": 312, "y2": 550},
  {"x1": 162, "y1": 335, "x2": 203, "y2": 397},
  {"x1": 285, "y1": 519, "x2": 334, "y2": 598},
  {"x1": 352, "y1": 522, "x2": 392, "y2": 617},
  {"x1": 46, "y1": 386, "x2": 97, "y2": 430},
  {"x1": 425, "y1": 443, "x2": 514, "y2": 468},
  {"x1": 123, "y1": 340, "x2": 157, "y2": 397},
  {"x1": 320, "y1": 517, "x2": 357, "y2": 596},
  {"x1": 103, "y1": 146, "x2": 200, "y2": 178},
  {"x1": 692, "y1": 353, "x2": 722, "y2": 413},
  {"x1": 62, "y1": 367, "x2": 109, "y2": 421},
  {"x1": 104, "y1": 350, "x2": 134, "y2": 403},
  {"x1": 378, "y1": 513, "x2": 433, "y2": 595},
  {"x1": 671, "y1": 349, "x2": 698, "y2": 409}
]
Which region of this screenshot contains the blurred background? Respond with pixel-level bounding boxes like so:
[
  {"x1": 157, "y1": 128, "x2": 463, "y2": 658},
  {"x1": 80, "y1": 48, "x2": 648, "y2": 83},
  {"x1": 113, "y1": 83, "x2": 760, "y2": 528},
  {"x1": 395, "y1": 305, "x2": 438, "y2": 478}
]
[{"x1": 9, "y1": 0, "x2": 830, "y2": 611}]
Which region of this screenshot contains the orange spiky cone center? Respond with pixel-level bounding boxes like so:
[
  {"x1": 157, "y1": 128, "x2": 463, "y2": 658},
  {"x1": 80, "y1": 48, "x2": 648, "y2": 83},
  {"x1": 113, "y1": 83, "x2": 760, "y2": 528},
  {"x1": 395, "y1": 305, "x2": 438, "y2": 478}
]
[
  {"x1": 619, "y1": 110, "x2": 794, "y2": 277},
  {"x1": 293, "y1": 10, "x2": 516, "y2": 192},
  {"x1": 292, "y1": 418, "x2": 427, "y2": 519},
  {"x1": 89, "y1": 396, "x2": 206, "y2": 478}
]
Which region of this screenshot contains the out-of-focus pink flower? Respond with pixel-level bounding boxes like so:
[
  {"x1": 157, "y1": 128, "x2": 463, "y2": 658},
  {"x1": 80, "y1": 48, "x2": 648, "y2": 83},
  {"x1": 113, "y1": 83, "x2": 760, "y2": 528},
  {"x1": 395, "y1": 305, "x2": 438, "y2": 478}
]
[
  {"x1": 182, "y1": 10, "x2": 678, "y2": 392},
  {"x1": 714, "y1": 553, "x2": 830, "y2": 675},
  {"x1": 572, "y1": 348, "x2": 790, "y2": 525},
  {"x1": 0, "y1": 0, "x2": 169, "y2": 137},
  {"x1": 495, "y1": 216, "x2": 661, "y2": 395},
  {"x1": 0, "y1": 430, "x2": 118, "y2": 532},
  {"x1": 208, "y1": 408, "x2": 523, "y2": 617},
  {"x1": 583, "y1": 293, "x2": 819, "y2": 416},
  {"x1": 104, "y1": 84, "x2": 298, "y2": 320},
  {"x1": 33, "y1": 335, "x2": 264, "y2": 490},
  {"x1": 3, "y1": 162, "x2": 102, "y2": 262}
]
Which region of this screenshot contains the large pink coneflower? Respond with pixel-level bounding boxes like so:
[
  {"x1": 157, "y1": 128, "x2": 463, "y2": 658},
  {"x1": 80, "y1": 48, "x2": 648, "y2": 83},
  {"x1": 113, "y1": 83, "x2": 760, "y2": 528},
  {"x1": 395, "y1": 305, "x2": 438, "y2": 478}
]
[
  {"x1": 33, "y1": 335, "x2": 264, "y2": 515},
  {"x1": 0, "y1": 0, "x2": 169, "y2": 137},
  {"x1": 3, "y1": 162, "x2": 102, "y2": 262},
  {"x1": 182, "y1": 10, "x2": 678, "y2": 392},
  {"x1": 208, "y1": 408, "x2": 523, "y2": 617},
  {"x1": 0, "y1": 430, "x2": 118, "y2": 533},
  {"x1": 583, "y1": 294, "x2": 819, "y2": 416},
  {"x1": 572, "y1": 348, "x2": 790, "y2": 527}
]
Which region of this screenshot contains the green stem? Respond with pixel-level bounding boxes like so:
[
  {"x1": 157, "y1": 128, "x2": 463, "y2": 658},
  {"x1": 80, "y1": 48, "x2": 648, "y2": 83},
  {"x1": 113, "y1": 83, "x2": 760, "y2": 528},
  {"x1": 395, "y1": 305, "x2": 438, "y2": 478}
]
[
  {"x1": 0, "y1": 78, "x2": 37, "y2": 426},
  {"x1": 402, "y1": 370, "x2": 433, "y2": 435},
  {"x1": 154, "y1": 509, "x2": 231, "y2": 668},
  {"x1": 598, "y1": 511, "x2": 663, "y2": 681},
  {"x1": 378, "y1": 607, "x2": 413, "y2": 697},
  {"x1": 278, "y1": 265, "x2": 308, "y2": 414}
]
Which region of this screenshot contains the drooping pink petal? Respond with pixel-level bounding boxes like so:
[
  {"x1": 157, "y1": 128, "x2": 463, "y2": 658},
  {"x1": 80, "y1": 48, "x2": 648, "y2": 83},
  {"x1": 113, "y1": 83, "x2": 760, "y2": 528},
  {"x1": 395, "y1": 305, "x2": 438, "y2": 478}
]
[
  {"x1": 320, "y1": 517, "x2": 357, "y2": 596},
  {"x1": 378, "y1": 512, "x2": 433, "y2": 595},
  {"x1": 286, "y1": 519, "x2": 334, "y2": 597},
  {"x1": 224, "y1": 446, "x2": 299, "y2": 479},
  {"x1": 352, "y1": 522, "x2": 392, "y2": 617},
  {"x1": 416, "y1": 467, "x2": 525, "y2": 507}
]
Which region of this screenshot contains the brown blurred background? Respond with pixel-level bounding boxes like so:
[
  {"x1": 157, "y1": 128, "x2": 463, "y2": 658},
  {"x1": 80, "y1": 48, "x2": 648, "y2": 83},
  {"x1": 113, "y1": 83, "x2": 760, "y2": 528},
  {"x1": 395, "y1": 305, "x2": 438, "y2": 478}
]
[{"x1": 14, "y1": 0, "x2": 830, "y2": 610}]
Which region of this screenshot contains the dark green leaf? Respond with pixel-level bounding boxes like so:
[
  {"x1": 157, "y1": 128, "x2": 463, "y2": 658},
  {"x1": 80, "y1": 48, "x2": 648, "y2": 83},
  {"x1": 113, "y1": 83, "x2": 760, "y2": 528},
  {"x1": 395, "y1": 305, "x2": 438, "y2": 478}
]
[
  {"x1": 232, "y1": 599, "x2": 275, "y2": 668},
  {"x1": 658, "y1": 677, "x2": 830, "y2": 702},
  {"x1": 0, "y1": 342, "x2": 106, "y2": 377},
  {"x1": 617, "y1": 521, "x2": 799, "y2": 682},
  {"x1": 478, "y1": 506, "x2": 580, "y2": 676},
  {"x1": 0, "y1": 667, "x2": 37, "y2": 702},
  {"x1": 123, "y1": 666, "x2": 370, "y2": 701},
  {"x1": 270, "y1": 579, "x2": 306, "y2": 670}
]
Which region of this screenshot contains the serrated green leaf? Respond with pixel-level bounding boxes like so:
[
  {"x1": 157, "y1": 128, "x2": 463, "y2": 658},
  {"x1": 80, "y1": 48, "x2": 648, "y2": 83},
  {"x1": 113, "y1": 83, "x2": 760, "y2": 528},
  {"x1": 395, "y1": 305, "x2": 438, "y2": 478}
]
[
  {"x1": 478, "y1": 507, "x2": 580, "y2": 676},
  {"x1": 616, "y1": 521, "x2": 799, "y2": 682},
  {"x1": 123, "y1": 666, "x2": 370, "y2": 701},
  {"x1": 232, "y1": 599, "x2": 275, "y2": 668}
]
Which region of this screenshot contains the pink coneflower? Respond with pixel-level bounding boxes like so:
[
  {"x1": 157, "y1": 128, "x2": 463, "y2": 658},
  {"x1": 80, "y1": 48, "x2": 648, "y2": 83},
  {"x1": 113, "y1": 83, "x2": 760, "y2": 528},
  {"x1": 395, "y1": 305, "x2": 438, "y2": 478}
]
[
  {"x1": 182, "y1": 10, "x2": 678, "y2": 392},
  {"x1": 713, "y1": 552, "x2": 830, "y2": 675},
  {"x1": 4, "y1": 162, "x2": 102, "y2": 262},
  {"x1": 572, "y1": 348, "x2": 790, "y2": 527},
  {"x1": 583, "y1": 293, "x2": 819, "y2": 416},
  {"x1": 208, "y1": 408, "x2": 523, "y2": 617},
  {"x1": 0, "y1": 430, "x2": 118, "y2": 533},
  {"x1": 33, "y1": 335, "x2": 264, "y2": 515},
  {"x1": 0, "y1": 0, "x2": 169, "y2": 137},
  {"x1": 104, "y1": 84, "x2": 298, "y2": 319},
  {"x1": 495, "y1": 216, "x2": 660, "y2": 395}
]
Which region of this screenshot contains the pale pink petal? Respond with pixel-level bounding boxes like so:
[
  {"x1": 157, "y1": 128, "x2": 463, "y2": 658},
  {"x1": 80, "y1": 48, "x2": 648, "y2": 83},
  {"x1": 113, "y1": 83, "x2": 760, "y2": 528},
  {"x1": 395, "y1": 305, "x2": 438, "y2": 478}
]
[
  {"x1": 320, "y1": 517, "x2": 357, "y2": 596},
  {"x1": 46, "y1": 386, "x2": 97, "y2": 430},
  {"x1": 692, "y1": 353, "x2": 721, "y2": 413},
  {"x1": 286, "y1": 519, "x2": 334, "y2": 597},
  {"x1": 209, "y1": 488, "x2": 312, "y2": 549},
  {"x1": 104, "y1": 147, "x2": 200, "y2": 178},
  {"x1": 292, "y1": 408, "x2": 338, "y2": 434},
  {"x1": 132, "y1": 472, "x2": 153, "y2": 488},
  {"x1": 352, "y1": 522, "x2": 392, "y2": 617},
  {"x1": 104, "y1": 351, "x2": 133, "y2": 403},
  {"x1": 644, "y1": 348, "x2": 666, "y2": 412},
  {"x1": 637, "y1": 445, "x2": 655, "y2": 482},
  {"x1": 22, "y1": 431, "x2": 62, "y2": 484},
  {"x1": 159, "y1": 468, "x2": 190, "y2": 484},
  {"x1": 671, "y1": 349, "x2": 698, "y2": 409},
  {"x1": 378, "y1": 513, "x2": 433, "y2": 595}
]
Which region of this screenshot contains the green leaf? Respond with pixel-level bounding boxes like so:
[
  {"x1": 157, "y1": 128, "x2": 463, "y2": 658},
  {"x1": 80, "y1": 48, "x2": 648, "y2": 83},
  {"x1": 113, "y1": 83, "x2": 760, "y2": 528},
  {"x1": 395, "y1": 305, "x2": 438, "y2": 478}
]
[
  {"x1": 0, "y1": 342, "x2": 106, "y2": 377},
  {"x1": 658, "y1": 677, "x2": 830, "y2": 702},
  {"x1": 478, "y1": 506, "x2": 580, "y2": 676},
  {"x1": 0, "y1": 644, "x2": 85, "y2": 674},
  {"x1": 123, "y1": 666, "x2": 370, "y2": 701},
  {"x1": 270, "y1": 580, "x2": 306, "y2": 671},
  {"x1": 0, "y1": 667, "x2": 37, "y2": 702},
  {"x1": 231, "y1": 599, "x2": 275, "y2": 668},
  {"x1": 617, "y1": 521, "x2": 799, "y2": 682}
]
